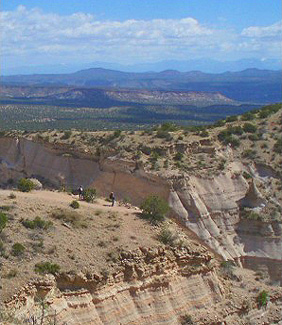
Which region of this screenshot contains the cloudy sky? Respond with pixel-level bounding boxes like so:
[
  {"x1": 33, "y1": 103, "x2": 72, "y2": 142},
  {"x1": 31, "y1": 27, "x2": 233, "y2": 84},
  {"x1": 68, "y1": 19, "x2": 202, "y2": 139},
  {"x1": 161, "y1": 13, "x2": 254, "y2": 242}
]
[{"x1": 1, "y1": 0, "x2": 281, "y2": 72}]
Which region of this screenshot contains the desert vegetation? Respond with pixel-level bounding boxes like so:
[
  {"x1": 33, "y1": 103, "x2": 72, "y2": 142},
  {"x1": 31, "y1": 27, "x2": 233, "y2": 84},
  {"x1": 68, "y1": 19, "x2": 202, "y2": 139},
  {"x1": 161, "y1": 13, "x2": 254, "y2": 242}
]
[
  {"x1": 0, "y1": 102, "x2": 281, "y2": 325},
  {"x1": 140, "y1": 195, "x2": 170, "y2": 224},
  {"x1": 17, "y1": 178, "x2": 35, "y2": 192},
  {"x1": 34, "y1": 261, "x2": 60, "y2": 275}
]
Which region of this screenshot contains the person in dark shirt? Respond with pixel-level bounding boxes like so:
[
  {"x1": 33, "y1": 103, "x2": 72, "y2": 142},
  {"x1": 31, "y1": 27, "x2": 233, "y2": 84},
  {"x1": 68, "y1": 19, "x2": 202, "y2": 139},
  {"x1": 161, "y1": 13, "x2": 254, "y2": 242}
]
[
  {"x1": 109, "y1": 192, "x2": 115, "y2": 207},
  {"x1": 78, "y1": 185, "x2": 84, "y2": 200}
]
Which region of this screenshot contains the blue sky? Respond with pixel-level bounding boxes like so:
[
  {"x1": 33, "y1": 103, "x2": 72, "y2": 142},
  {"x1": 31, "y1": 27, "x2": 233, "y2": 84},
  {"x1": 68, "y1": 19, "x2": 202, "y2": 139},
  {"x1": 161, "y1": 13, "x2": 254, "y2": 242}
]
[
  {"x1": 1, "y1": 0, "x2": 281, "y2": 71},
  {"x1": 3, "y1": 0, "x2": 281, "y2": 27}
]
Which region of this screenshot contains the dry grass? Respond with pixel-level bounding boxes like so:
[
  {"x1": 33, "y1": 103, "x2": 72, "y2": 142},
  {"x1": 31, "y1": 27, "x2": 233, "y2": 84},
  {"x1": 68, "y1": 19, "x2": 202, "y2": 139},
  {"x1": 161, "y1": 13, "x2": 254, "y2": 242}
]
[
  {"x1": 50, "y1": 208, "x2": 87, "y2": 228},
  {"x1": 0, "y1": 189, "x2": 176, "y2": 302}
]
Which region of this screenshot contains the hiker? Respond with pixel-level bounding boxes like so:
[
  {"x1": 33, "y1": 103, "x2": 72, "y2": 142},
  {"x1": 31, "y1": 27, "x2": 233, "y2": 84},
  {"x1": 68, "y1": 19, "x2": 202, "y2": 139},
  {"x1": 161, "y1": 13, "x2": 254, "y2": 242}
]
[
  {"x1": 78, "y1": 185, "x2": 84, "y2": 200},
  {"x1": 109, "y1": 192, "x2": 115, "y2": 207}
]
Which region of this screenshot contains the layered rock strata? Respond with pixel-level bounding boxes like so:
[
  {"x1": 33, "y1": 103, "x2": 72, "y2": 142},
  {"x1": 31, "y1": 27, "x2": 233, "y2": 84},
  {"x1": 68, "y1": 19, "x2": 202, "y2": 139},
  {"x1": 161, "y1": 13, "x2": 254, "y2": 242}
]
[
  {"x1": 0, "y1": 137, "x2": 281, "y2": 283},
  {"x1": 5, "y1": 246, "x2": 222, "y2": 324}
]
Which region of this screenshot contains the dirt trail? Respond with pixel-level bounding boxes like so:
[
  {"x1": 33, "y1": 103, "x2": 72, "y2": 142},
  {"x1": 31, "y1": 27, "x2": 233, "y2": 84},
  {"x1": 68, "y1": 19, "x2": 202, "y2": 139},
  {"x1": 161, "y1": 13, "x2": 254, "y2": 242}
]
[{"x1": 0, "y1": 189, "x2": 140, "y2": 213}]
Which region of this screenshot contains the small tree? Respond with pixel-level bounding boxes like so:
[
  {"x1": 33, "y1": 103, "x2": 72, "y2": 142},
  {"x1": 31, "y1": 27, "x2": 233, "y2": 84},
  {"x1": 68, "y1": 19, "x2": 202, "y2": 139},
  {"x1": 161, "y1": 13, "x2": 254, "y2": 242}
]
[
  {"x1": 18, "y1": 178, "x2": 35, "y2": 192},
  {"x1": 226, "y1": 115, "x2": 238, "y2": 122},
  {"x1": 83, "y1": 188, "x2": 97, "y2": 203},
  {"x1": 243, "y1": 123, "x2": 257, "y2": 133},
  {"x1": 257, "y1": 290, "x2": 269, "y2": 308},
  {"x1": 11, "y1": 243, "x2": 25, "y2": 256},
  {"x1": 113, "y1": 130, "x2": 122, "y2": 138},
  {"x1": 140, "y1": 195, "x2": 169, "y2": 224}
]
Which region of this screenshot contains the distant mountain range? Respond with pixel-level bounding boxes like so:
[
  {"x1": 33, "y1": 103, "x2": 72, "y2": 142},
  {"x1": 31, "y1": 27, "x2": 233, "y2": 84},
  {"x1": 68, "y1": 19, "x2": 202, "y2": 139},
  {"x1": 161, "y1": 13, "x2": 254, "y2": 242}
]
[
  {"x1": 2, "y1": 68, "x2": 281, "y2": 103},
  {"x1": 2, "y1": 58, "x2": 281, "y2": 75}
]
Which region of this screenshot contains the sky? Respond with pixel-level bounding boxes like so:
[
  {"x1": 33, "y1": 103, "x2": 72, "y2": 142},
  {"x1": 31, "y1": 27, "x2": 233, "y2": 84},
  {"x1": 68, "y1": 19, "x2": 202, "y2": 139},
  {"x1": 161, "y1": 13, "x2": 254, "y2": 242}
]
[{"x1": 1, "y1": 0, "x2": 281, "y2": 72}]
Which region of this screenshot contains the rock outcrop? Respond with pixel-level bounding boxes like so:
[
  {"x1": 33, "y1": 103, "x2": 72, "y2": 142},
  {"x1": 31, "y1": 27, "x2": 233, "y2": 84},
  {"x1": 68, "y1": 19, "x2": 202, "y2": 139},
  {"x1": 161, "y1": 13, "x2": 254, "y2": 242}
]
[
  {"x1": 0, "y1": 136, "x2": 281, "y2": 285},
  {"x1": 5, "y1": 246, "x2": 223, "y2": 324},
  {"x1": 4, "y1": 246, "x2": 282, "y2": 325}
]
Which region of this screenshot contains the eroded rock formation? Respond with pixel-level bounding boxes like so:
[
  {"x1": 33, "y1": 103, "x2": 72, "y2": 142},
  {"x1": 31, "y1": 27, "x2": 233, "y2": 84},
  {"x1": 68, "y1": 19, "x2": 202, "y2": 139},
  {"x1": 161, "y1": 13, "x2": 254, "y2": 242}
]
[
  {"x1": 4, "y1": 246, "x2": 223, "y2": 324},
  {"x1": 4, "y1": 246, "x2": 282, "y2": 325},
  {"x1": 0, "y1": 136, "x2": 281, "y2": 284}
]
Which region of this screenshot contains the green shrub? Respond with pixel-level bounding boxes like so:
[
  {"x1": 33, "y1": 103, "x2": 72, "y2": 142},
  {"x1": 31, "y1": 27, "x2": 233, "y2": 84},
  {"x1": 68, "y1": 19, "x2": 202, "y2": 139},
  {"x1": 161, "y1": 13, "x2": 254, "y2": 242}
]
[
  {"x1": 274, "y1": 138, "x2": 282, "y2": 154},
  {"x1": 248, "y1": 133, "x2": 261, "y2": 141},
  {"x1": 217, "y1": 131, "x2": 240, "y2": 147},
  {"x1": 213, "y1": 119, "x2": 226, "y2": 127},
  {"x1": 159, "y1": 122, "x2": 178, "y2": 132},
  {"x1": 0, "y1": 212, "x2": 8, "y2": 233},
  {"x1": 241, "y1": 112, "x2": 255, "y2": 121},
  {"x1": 240, "y1": 210, "x2": 264, "y2": 221},
  {"x1": 18, "y1": 178, "x2": 35, "y2": 192},
  {"x1": 218, "y1": 130, "x2": 229, "y2": 142},
  {"x1": 140, "y1": 195, "x2": 169, "y2": 224},
  {"x1": 153, "y1": 147, "x2": 166, "y2": 157},
  {"x1": 34, "y1": 262, "x2": 60, "y2": 275},
  {"x1": 61, "y1": 131, "x2": 72, "y2": 140},
  {"x1": 257, "y1": 290, "x2": 269, "y2": 307},
  {"x1": 113, "y1": 129, "x2": 122, "y2": 138},
  {"x1": 259, "y1": 110, "x2": 271, "y2": 119},
  {"x1": 226, "y1": 115, "x2": 238, "y2": 122},
  {"x1": 83, "y1": 188, "x2": 97, "y2": 203},
  {"x1": 150, "y1": 151, "x2": 160, "y2": 163},
  {"x1": 243, "y1": 123, "x2": 257, "y2": 133},
  {"x1": 22, "y1": 216, "x2": 53, "y2": 230},
  {"x1": 229, "y1": 137, "x2": 240, "y2": 147},
  {"x1": 11, "y1": 243, "x2": 25, "y2": 256},
  {"x1": 228, "y1": 125, "x2": 243, "y2": 135},
  {"x1": 70, "y1": 200, "x2": 80, "y2": 209},
  {"x1": 156, "y1": 130, "x2": 172, "y2": 141}
]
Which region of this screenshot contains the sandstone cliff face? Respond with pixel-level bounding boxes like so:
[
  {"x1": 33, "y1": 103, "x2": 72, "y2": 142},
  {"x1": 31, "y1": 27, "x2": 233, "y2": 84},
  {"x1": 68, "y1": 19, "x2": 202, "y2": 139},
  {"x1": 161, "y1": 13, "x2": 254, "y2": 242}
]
[
  {"x1": 4, "y1": 246, "x2": 282, "y2": 325},
  {"x1": 0, "y1": 137, "x2": 169, "y2": 202},
  {"x1": 0, "y1": 137, "x2": 281, "y2": 284},
  {"x1": 5, "y1": 247, "x2": 224, "y2": 325}
]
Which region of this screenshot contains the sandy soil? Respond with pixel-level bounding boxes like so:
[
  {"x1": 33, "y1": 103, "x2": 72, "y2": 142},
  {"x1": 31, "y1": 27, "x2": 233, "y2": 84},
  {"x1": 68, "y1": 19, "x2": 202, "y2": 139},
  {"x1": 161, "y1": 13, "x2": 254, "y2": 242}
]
[{"x1": 0, "y1": 189, "x2": 167, "y2": 301}]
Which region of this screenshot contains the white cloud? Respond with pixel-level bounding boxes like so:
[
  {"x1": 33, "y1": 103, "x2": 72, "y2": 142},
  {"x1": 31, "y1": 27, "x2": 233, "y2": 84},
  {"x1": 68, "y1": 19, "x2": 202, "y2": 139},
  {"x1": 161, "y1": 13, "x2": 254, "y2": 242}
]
[
  {"x1": 239, "y1": 22, "x2": 282, "y2": 58},
  {"x1": 242, "y1": 22, "x2": 282, "y2": 38},
  {"x1": 0, "y1": 6, "x2": 281, "y2": 66}
]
